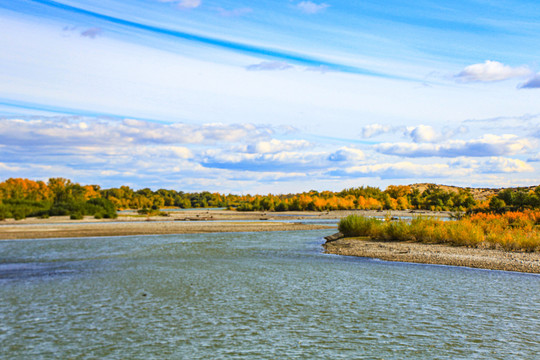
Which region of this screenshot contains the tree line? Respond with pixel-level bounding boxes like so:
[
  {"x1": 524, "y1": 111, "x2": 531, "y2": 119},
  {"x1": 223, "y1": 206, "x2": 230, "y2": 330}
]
[{"x1": 0, "y1": 178, "x2": 539, "y2": 220}]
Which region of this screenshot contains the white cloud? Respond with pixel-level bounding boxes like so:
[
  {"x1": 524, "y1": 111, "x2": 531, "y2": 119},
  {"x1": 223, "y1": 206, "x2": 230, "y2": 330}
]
[
  {"x1": 297, "y1": 1, "x2": 330, "y2": 14},
  {"x1": 362, "y1": 123, "x2": 462, "y2": 142},
  {"x1": 0, "y1": 162, "x2": 21, "y2": 171},
  {"x1": 202, "y1": 150, "x2": 327, "y2": 172},
  {"x1": 246, "y1": 61, "x2": 293, "y2": 71},
  {"x1": 375, "y1": 134, "x2": 531, "y2": 158},
  {"x1": 0, "y1": 117, "x2": 275, "y2": 147},
  {"x1": 448, "y1": 156, "x2": 534, "y2": 173},
  {"x1": 483, "y1": 157, "x2": 534, "y2": 173},
  {"x1": 158, "y1": 146, "x2": 193, "y2": 159},
  {"x1": 448, "y1": 157, "x2": 479, "y2": 169},
  {"x1": 518, "y1": 73, "x2": 540, "y2": 89},
  {"x1": 361, "y1": 124, "x2": 393, "y2": 138},
  {"x1": 528, "y1": 153, "x2": 540, "y2": 162},
  {"x1": 329, "y1": 161, "x2": 466, "y2": 179},
  {"x1": 405, "y1": 125, "x2": 439, "y2": 143},
  {"x1": 100, "y1": 170, "x2": 121, "y2": 176},
  {"x1": 328, "y1": 147, "x2": 365, "y2": 162},
  {"x1": 246, "y1": 139, "x2": 310, "y2": 154},
  {"x1": 454, "y1": 60, "x2": 531, "y2": 83}
]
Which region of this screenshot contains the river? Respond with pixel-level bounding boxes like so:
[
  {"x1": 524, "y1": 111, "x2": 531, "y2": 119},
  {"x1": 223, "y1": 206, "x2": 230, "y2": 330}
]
[{"x1": 1, "y1": 229, "x2": 539, "y2": 359}]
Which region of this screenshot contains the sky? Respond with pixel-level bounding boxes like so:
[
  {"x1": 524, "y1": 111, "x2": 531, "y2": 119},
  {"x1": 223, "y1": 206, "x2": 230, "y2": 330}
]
[{"x1": 1, "y1": 0, "x2": 539, "y2": 193}]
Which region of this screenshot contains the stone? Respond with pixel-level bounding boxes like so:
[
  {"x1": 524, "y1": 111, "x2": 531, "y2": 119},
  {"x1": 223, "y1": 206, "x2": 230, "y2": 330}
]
[{"x1": 324, "y1": 232, "x2": 344, "y2": 242}]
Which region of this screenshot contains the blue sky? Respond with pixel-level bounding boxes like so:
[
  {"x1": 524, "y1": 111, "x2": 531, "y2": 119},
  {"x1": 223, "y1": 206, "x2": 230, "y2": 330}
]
[{"x1": 1, "y1": 0, "x2": 539, "y2": 193}]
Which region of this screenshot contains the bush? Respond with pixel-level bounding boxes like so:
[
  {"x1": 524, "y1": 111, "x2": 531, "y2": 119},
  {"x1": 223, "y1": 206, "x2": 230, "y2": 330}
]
[
  {"x1": 338, "y1": 212, "x2": 540, "y2": 252},
  {"x1": 0, "y1": 206, "x2": 11, "y2": 220},
  {"x1": 70, "y1": 212, "x2": 84, "y2": 220},
  {"x1": 103, "y1": 212, "x2": 117, "y2": 219},
  {"x1": 381, "y1": 220, "x2": 412, "y2": 241},
  {"x1": 12, "y1": 208, "x2": 26, "y2": 220},
  {"x1": 338, "y1": 215, "x2": 382, "y2": 237},
  {"x1": 237, "y1": 203, "x2": 254, "y2": 211},
  {"x1": 138, "y1": 207, "x2": 150, "y2": 215},
  {"x1": 275, "y1": 202, "x2": 288, "y2": 212}
]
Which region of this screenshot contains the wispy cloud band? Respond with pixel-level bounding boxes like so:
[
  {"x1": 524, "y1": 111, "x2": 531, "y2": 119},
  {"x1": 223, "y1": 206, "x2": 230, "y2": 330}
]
[{"x1": 26, "y1": 0, "x2": 402, "y2": 79}]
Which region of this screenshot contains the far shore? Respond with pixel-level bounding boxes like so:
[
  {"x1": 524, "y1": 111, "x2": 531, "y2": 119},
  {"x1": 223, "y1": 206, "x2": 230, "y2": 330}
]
[
  {"x1": 1, "y1": 208, "x2": 451, "y2": 225},
  {"x1": 0, "y1": 208, "x2": 449, "y2": 240},
  {"x1": 324, "y1": 237, "x2": 540, "y2": 274}
]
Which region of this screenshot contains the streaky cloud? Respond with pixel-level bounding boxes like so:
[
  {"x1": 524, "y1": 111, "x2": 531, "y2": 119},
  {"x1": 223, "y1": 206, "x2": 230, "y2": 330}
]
[
  {"x1": 297, "y1": 1, "x2": 330, "y2": 14},
  {"x1": 27, "y1": 0, "x2": 406, "y2": 80},
  {"x1": 214, "y1": 7, "x2": 252, "y2": 17},
  {"x1": 246, "y1": 61, "x2": 293, "y2": 71}
]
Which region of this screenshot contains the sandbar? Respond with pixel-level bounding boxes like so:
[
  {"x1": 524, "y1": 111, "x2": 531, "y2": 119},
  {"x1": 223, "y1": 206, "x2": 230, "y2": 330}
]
[{"x1": 0, "y1": 220, "x2": 332, "y2": 240}]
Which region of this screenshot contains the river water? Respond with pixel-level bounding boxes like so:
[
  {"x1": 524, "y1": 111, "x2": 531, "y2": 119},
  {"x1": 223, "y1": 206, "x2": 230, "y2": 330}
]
[{"x1": 1, "y1": 229, "x2": 539, "y2": 359}]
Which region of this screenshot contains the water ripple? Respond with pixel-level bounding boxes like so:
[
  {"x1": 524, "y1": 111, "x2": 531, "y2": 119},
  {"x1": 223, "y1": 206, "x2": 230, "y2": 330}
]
[{"x1": 1, "y1": 230, "x2": 539, "y2": 359}]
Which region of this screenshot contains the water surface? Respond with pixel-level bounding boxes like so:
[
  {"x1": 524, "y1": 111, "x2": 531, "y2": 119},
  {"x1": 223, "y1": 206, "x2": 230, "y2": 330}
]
[{"x1": 1, "y1": 230, "x2": 538, "y2": 359}]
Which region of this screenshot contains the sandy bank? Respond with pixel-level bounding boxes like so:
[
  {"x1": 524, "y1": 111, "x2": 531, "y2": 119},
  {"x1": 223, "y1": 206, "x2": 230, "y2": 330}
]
[
  {"x1": 0, "y1": 220, "x2": 333, "y2": 240},
  {"x1": 324, "y1": 238, "x2": 540, "y2": 274}
]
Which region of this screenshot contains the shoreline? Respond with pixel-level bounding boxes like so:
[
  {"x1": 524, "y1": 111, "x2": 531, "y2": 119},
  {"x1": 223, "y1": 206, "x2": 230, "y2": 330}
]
[
  {"x1": 2, "y1": 208, "x2": 440, "y2": 240},
  {"x1": 324, "y1": 237, "x2": 540, "y2": 274},
  {"x1": 0, "y1": 209, "x2": 447, "y2": 241},
  {"x1": 0, "y1": 208, "x2": 450, "y2": 225},
  {"x1": 0, "y1": 220, "x2": 333, "y2": 240}
]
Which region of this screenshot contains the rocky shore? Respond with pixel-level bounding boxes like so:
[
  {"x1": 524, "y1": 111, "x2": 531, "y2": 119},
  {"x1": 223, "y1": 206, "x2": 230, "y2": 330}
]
[{"x1": 324, "y1": 237, "x2": 540, "y2": 274}]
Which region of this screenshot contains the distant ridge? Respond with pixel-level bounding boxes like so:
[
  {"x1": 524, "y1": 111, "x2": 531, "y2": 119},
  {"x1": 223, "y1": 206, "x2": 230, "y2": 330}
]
[{"x1": 409, "y1": 183, "x2": 539, "y2": 202}]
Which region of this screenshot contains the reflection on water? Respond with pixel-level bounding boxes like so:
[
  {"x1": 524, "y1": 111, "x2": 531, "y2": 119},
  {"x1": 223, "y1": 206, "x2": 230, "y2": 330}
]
[{"x1": 1, "y1": 230, "x2": 539, "y2": 359}]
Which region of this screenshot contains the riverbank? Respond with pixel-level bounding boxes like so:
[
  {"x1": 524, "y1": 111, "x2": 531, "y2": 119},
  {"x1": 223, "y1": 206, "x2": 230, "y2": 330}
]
[
  {"x1": 324, "y1": 237, "x2": 540, "y2": 274},
  {"x1": 0, "y1": 209, "x2": 449, "y2": 241},
  {"x1": 0, "y1": 220, "x2": 333, "y2": 240},
  {"x1": 1, "y1": 208, "x2": 451, "y2": 225},
  {"x1": 0, "y1": 208, "x2": 448, "y2": 240}
]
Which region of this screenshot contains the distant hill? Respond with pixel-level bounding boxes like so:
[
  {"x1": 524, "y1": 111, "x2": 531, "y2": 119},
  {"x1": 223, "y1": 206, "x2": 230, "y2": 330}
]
[{"x1": 408, "y1": 183, "x2": 539, "y2": 202}]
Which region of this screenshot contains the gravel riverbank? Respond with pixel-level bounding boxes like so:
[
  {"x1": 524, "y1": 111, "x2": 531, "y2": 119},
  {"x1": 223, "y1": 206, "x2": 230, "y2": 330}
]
[{"x1": 324, "y1": 237, "x2": 540, "y2": 274}]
